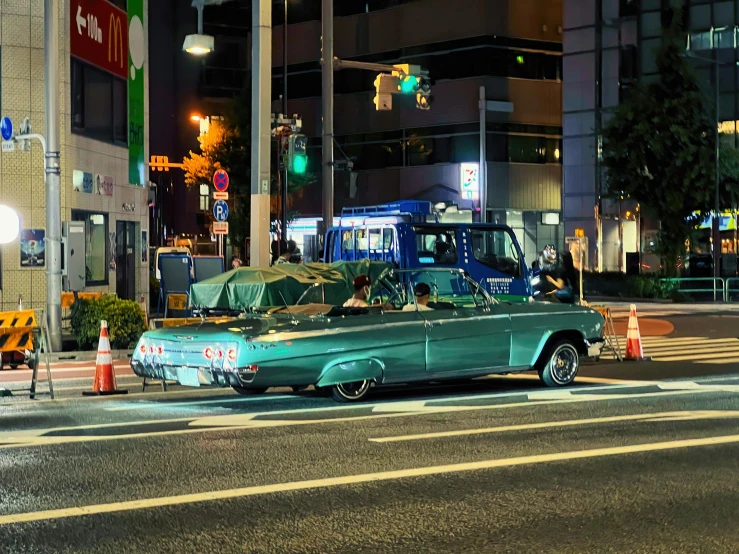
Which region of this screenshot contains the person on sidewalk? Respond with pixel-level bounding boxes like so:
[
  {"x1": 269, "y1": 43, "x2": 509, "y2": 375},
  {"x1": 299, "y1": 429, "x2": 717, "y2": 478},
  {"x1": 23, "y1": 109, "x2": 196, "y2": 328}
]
[{"x1": 546, "y1": 252, "x2": 578, "y2": 304}]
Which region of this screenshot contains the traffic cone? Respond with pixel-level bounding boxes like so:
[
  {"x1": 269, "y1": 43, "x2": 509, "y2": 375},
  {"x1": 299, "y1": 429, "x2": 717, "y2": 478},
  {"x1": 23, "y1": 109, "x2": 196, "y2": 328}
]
[
  {"x1": 83, "y1": 320, "x2": 128, "y2": 396},
  {"x1": 625, "y1": 304, "x2": 651, "y2": 362}
]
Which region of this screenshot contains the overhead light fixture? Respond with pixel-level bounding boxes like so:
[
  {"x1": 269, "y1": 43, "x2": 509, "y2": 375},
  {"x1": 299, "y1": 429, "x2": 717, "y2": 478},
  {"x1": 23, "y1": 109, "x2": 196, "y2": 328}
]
[
  {"x1": 183, "y1": 34, "x2": 214, "y2": 55},
  {"x1": 183, "y1": 1, "x2": 216, "y2": 56},
  {"x1": 190, "y1": 113, "x2": 203, "y2": 122}
]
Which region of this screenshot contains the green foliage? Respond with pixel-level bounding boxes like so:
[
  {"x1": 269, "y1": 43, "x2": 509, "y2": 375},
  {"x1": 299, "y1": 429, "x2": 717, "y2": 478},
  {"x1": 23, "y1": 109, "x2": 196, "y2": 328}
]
[
  {"x1": 71, "y1": 296, "x2": 147, "y2": 350},
  {"x1": 600, "y1": 8, "x2": 739, "y2": 273}
]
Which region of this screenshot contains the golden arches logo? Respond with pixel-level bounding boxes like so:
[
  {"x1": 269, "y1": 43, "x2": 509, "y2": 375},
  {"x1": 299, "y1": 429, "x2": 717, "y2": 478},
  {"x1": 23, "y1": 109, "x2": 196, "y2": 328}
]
[{"x1": 108, "y1": 13, "x2": 123, "y2": 69}]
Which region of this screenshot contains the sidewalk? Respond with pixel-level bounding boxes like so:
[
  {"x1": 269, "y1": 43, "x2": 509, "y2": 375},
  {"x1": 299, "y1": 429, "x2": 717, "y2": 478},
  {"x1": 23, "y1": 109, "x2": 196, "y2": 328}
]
[{"x1": 587, "y1": 300, "x2": 739, "y2": 318}]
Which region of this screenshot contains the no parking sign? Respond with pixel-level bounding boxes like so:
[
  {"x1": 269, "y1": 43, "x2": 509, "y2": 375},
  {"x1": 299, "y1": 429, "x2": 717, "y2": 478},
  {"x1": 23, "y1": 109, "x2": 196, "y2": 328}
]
[{"x1": 213, "y1": 169, "x2": 229, "y2": 192}]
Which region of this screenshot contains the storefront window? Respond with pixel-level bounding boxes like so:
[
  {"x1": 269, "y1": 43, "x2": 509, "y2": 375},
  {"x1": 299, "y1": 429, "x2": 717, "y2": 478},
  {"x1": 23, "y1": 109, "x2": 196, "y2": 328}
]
[{"x1": 72, "y1": 211, "x2": 108, "y2": 285}]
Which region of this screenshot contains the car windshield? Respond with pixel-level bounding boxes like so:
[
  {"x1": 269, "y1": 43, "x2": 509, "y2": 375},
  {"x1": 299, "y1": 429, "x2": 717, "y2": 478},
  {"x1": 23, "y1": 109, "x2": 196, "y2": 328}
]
[{"x1": 377, "y1": 268, "x2": 493, "y2": 310}]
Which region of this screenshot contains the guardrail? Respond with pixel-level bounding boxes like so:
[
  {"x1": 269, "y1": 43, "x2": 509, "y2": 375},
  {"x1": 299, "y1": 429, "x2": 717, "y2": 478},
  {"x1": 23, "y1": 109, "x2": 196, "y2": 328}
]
[
  {"x1": 725, "y1": 277, "x2": 739, "y2": 302},
  {"x1": 660, "y1": 277, "x2": 725, "y2": 302}
]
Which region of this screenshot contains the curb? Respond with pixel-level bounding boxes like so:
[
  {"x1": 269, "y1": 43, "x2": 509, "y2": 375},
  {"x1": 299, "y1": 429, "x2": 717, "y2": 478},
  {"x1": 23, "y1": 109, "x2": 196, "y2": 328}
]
[{"x1": 48, "y1": 350, "x2": 131, "y2": 363}]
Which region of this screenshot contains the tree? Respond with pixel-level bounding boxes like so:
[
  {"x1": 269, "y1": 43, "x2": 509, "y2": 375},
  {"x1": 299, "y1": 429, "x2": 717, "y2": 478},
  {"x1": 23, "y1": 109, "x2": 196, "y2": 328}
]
[
  {"x1": 600, "y1": 10, "x2": 739, "y2": 273},
  {"x1": 182, "y1": 88, "x2": 316, "y2": 252}
]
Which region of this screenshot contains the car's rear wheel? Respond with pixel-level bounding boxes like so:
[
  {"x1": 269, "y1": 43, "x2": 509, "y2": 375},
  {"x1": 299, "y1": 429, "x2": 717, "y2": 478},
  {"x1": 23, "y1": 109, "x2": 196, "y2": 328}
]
[
  {"x1": 331, "y1": 380, "x2": 371, "y2": 402},
  {"x1": 538, "y1": 340, "x2": 579, "y2": 387},
  {"x1": 232, "y1": 386, "x2": 268, "y2": 396}
]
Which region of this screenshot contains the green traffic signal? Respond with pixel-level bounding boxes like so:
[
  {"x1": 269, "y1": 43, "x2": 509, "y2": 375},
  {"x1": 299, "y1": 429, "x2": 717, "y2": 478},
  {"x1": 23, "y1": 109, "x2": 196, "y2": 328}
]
[
  {"x1": 400, "y1": 75, "x2": 419, "y2": 94},
  {"x1": 292, "y1": 154, "x2": 308, "y2": 174}
]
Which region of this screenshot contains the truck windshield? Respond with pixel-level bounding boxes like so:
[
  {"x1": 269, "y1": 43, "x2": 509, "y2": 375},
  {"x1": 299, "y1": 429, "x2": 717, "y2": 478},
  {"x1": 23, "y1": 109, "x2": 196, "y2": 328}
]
[{"x1": 469, "y1": 228, "x2": 522, "y2": 278}]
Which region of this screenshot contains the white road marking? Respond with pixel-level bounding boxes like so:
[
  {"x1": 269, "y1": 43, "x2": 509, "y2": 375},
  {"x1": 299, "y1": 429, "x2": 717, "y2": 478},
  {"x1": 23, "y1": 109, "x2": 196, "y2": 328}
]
[
  {"x1": 4, "y1": 432, "x2": 739, "y2": 525},
  {"x1": 0, "y1": 388, "x2": 723, "y2": 449},
  {"x1": 104, "y1": 394, "x2": 296, "y2": 411},
  {"x1": 369, "y1": 410, "x2": 739, "y2": 443}
]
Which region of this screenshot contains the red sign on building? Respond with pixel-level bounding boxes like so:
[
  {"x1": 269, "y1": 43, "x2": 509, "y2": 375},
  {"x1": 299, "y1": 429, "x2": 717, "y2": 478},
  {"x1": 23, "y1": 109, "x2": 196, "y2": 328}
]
[{"x1": 70, "y1": 0, "x2": 128, "y2": 80}]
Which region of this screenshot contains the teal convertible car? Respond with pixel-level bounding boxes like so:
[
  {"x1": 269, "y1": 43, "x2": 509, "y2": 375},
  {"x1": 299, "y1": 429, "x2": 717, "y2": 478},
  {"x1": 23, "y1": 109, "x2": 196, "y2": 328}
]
[{"x1": 131, "y1": 269, "x2": 605, "y2": 402}]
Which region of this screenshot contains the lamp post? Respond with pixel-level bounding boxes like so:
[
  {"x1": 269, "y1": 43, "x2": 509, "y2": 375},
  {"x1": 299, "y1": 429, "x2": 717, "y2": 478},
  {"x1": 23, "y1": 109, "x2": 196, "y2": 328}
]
[
  {"x1": 184, "y1": 0, "x2": 272, "y2": 267},
  {"x1": 281, "y1": 0, "x2": 289, "y2": 247}
]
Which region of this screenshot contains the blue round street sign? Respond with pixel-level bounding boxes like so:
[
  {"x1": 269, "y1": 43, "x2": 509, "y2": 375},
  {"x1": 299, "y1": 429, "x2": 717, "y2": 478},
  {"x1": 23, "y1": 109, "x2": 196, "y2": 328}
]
[
  {"x1": 0, "y1": 117, "x2": 13, "y2": 141},
  {"x1": 213, "y1": 200, "x2": 229, "y2": 222}
]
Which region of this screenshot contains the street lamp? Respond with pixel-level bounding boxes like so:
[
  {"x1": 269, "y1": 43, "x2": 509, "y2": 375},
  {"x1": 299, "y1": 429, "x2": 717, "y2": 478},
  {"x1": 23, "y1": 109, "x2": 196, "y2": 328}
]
[
  {"x1": 183, "y1": 0, "x2": 231, "y2": 55},
  {"x1": 0, "y1": 205, "x2": 20, "y2": 244}
]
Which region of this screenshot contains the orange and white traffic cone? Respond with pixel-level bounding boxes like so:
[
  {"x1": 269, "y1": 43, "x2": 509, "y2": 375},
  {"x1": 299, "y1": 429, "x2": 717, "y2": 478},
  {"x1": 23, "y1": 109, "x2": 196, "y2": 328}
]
[
  {"x1": 625, "y1": 304, "x2": 651, "y2": 362},
  {"x1": 83, "y1": 320, "x2": 128, "y2": 396}
]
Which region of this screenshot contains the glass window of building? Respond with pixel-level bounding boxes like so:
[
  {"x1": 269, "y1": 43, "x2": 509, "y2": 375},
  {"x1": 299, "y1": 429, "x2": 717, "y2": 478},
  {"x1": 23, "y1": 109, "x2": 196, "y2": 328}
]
[
  {"x1": 71, "y1": 59, "x2": 128, "y2": 145},
  {"x1": 72, "y1": 211, "x2": 109, "y2": 285}
]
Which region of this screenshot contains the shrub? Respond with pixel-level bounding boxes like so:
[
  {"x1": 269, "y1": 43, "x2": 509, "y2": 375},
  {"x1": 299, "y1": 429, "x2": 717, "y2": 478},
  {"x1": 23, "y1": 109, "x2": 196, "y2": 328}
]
[{"x1": 71, "y1": 295, "x2": 147, "y2": 350}]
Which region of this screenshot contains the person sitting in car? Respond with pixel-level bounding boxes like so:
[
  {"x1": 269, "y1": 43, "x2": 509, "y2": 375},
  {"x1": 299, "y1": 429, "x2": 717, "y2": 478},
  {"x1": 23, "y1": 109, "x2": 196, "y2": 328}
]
[
  {"x1": 344, "y1": 275, "x2": 372, "y2": 308},
  {"x1": 403, "y1": 282, "x2": 434, "y2": 311}
]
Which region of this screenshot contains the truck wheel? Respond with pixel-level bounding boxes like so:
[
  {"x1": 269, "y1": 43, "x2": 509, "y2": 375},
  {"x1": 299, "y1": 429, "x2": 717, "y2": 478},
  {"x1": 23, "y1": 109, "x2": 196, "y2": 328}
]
[
  {"x1": 538, "y1": 340, "x2": 579, "y2": 387},
  {"x1": 331, "y1": 380, "x2": 371, "y2": 402}
]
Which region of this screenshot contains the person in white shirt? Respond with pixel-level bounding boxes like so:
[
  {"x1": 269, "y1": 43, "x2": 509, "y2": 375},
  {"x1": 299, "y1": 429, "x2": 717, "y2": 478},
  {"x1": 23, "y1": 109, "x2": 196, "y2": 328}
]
[
  {"x1": 403, "y1": 282, "x2": 434, "y2": 311},
  {"x1": 343, "y1": 275, "x2": 372, "y2": 308}
]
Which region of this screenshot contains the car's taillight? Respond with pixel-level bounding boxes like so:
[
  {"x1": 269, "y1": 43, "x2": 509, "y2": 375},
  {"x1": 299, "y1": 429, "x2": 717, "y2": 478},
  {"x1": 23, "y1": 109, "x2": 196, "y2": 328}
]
[
  {"x1": 203, "y1": 347, "x2": 213, "y2": 360},
  {"x1": 148, "y1": 345, "x2": 155, "y2": 354},
  {"x1": 139, "y1": 343, "x2": 146, "y2": 354},
  {"x1": 227, "y1": 349, "x2": 237, "y2": 361},
  {"x1": 244, "y1": 365, "x2": 258, "y2": 372},
  {"x1": 157, "y1": 345, "x2": 164, "y2": 355},
  {"x1": 215, "y1": 349, "x2": 223, "y2": 359}
]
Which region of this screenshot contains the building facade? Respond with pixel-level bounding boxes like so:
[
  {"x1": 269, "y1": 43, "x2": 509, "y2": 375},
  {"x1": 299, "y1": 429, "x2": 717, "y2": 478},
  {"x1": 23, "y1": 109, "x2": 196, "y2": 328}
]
[
  {"x1": 563, "y1": 0, "x2": 739, "y2": 272},
  {"x1": 0, "y1": 0, "x2": 149, "y2": 313},
  {"x1": 154, "y1": 0, "x2": 564, "y2": 262}
]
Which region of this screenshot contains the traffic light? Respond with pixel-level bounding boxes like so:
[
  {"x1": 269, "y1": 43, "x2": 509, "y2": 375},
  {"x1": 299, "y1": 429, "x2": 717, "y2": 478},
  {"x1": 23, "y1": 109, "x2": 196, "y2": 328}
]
[
  {"x1": 373, "y1": 74, "x2": 398, "y2": 111},
  {"x1": 150, "y1": 155, "x2": 170, "y2": 171},
  {"x1": 415, "y1": 76, "x2": 432, "y2": 111},
  {"x1": 288, "y1": 134, "x2": 308, "y2": 174},
  {"x1": 399, "y1": 74, "x2": 419, "y2": 94}
]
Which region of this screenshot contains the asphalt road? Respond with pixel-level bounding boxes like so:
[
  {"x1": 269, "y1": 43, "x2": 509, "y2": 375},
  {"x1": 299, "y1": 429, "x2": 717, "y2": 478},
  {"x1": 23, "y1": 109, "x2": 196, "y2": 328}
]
[{"x1": 2, "y1": 314, "x2": 739, "y2": 552}]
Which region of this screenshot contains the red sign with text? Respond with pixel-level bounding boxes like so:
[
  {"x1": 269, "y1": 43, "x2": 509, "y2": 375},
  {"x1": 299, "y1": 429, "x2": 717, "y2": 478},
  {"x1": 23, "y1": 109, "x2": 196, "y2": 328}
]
[{"x1": 70, "y1": 0, "x2": 128, "y2": 80}]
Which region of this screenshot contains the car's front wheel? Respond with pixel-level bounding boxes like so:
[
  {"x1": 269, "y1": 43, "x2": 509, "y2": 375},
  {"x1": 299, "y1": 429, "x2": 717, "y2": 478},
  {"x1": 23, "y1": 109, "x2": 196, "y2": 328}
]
[
  {"x1": 538, "y1": 340, "x2": 580, "y2": 387},
  {"x1": 331, "y1": 380, "x2": 371, "y2": 402},
  {"x1": 232, "y1": 386, "x2": 268, "y2": 396}
]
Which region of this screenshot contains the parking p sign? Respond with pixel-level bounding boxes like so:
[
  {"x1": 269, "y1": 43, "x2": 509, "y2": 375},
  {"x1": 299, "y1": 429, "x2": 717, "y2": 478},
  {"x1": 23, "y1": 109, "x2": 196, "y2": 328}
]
[{"x1": 213, "y1": 200, "x2": 229, "y2": 222}]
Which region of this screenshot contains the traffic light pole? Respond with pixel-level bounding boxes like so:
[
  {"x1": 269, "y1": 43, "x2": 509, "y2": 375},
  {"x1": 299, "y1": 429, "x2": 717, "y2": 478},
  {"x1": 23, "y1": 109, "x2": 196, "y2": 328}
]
[
  {"x1": 321, "y1": 0, "x2": 334, "y2": 244},
  {"x1": 251, "y1": 0, "x2": 272, "y2": 267},
  {"x1": 281, "y1": 0, "x2": 289, "y2": 248}
]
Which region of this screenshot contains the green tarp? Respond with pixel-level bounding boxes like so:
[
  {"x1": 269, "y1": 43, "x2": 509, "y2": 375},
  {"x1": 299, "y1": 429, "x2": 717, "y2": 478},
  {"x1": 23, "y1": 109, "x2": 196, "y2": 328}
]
[{"x1": 189, "y1": 260, "x2": 392, "y2": 310}]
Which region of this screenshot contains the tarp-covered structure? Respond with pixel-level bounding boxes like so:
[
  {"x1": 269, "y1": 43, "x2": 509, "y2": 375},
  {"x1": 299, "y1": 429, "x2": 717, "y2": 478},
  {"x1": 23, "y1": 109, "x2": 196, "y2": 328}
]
[{"x1": 189, "y1": 260, "x2": 392, "y2": 310}]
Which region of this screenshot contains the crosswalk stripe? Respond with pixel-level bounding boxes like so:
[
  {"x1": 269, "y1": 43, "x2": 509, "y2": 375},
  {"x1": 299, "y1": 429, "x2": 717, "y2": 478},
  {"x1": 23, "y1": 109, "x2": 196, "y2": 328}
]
[{"x1": 611, "y1": 335, "x2": 739, "y2": 364}]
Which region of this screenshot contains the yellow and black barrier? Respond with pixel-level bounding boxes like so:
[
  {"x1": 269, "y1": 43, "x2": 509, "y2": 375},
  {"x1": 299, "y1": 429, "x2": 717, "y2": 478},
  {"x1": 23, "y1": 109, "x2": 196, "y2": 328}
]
[{"x1": 0, "y1": 308, "x2": 53, "y2": 400}]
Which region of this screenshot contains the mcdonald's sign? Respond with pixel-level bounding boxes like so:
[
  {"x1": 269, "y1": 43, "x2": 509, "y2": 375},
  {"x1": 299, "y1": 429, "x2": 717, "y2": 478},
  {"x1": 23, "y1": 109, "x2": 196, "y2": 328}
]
[{"x1": 70, "y1": 0, "x2": 128, "y2": 80}]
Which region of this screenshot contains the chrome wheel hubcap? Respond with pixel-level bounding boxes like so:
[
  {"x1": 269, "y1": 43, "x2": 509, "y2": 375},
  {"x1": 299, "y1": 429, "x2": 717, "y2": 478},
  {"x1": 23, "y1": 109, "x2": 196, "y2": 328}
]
[
  {"x1": 336, "y1": 380, "x2": 370, "y2": 399},
  {"x1": 550, "y1": 345, "x2": 578, "y2": 384}
]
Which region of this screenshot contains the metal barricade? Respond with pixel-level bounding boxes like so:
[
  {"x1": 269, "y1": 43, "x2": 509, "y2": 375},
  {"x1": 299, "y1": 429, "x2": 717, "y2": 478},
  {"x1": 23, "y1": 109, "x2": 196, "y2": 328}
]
[
  {"x1": 725, "y1": 278, "x2": 739, "y2": 302},
  {"x1": 660, "y1": 277, "x2": 725, "y2": 302}
]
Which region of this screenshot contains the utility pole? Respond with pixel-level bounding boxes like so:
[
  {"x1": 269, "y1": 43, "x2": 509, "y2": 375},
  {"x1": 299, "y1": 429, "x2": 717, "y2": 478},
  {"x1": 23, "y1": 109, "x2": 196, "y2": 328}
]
[
  {"x1": 320, "y1": 0, "x2": 334, "y2": 244},
  {"x1": 45, "y1": 0, "x2": 62, "y2": 352},
  {"x1": 281, "y1": 0, "x2": 289, "y2": 246},
  {"x1": 250, "y1": 0, "x2": 272, "y2": 267}
]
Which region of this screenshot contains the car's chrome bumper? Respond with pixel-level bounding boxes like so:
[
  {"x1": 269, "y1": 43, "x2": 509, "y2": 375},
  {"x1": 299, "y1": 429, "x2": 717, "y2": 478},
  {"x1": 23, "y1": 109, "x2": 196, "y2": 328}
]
[
  {"x1": 130, "y1": 359, "x2": 258, "y2": 388},
  {"x1": 584, "y1": 338, "x2": 605, "y2": 358}
]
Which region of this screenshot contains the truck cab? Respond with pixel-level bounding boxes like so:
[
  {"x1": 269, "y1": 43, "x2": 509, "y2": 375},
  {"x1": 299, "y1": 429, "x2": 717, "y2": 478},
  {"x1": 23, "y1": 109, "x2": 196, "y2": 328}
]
[{"x1": 323, "y1": 201, "x2": 532, "y2": 300}]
